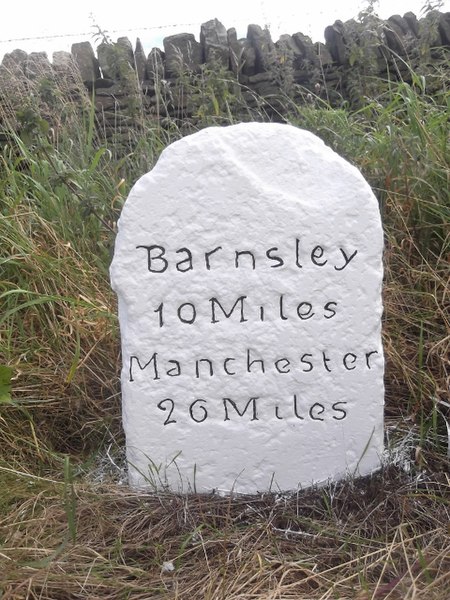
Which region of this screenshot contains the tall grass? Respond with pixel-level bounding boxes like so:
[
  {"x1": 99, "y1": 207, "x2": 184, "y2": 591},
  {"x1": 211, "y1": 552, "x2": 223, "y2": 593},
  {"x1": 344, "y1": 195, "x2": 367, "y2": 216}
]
[{"x1": 0, "y1": 56, "x2": 448, "y2": 598}]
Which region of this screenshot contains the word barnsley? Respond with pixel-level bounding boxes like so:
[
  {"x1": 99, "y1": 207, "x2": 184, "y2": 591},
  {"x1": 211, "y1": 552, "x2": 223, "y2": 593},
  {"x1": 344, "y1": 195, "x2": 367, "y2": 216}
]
[{"x1": 136, "y1": 238, "x2": 358, "y2": 273}]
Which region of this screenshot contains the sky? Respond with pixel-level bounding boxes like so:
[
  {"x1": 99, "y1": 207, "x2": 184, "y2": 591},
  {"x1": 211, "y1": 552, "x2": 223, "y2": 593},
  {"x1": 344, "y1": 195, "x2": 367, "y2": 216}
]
[{"x1": 0, "y1": 0, "x2": 448, "y2": 61}]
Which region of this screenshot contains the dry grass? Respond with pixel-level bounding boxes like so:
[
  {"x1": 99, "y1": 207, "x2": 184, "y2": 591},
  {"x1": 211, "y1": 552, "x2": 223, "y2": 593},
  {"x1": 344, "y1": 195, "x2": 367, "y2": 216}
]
[
  {"x1": 0, "y1": 467, "x2": 449, "y2": 599},
  {"x1": 0, "y1": 50, "x2": 449, "y2": 599}
]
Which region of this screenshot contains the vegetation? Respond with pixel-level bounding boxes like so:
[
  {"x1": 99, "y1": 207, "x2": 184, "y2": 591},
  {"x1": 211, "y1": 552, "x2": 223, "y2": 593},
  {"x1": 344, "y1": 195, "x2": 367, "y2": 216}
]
[{"x1": 0, "y1": 41, "x2": 448, "y2": 599}]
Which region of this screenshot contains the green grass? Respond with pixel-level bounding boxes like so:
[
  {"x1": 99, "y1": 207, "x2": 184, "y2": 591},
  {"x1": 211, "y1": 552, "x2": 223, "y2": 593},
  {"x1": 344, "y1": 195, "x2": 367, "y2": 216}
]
[{"x1": 0, "y1": 57, "x2": 448, "y2": 599}]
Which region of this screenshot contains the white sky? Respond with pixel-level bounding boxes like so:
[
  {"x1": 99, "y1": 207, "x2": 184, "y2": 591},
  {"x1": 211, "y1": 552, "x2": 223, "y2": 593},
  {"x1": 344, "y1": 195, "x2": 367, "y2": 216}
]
[{"x1": 0, "y1": 0, "x2": 448, "y2": 60}]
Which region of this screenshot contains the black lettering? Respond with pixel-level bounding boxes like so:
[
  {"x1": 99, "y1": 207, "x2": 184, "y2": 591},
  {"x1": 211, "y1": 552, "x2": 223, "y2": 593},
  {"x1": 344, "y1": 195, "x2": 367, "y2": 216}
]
[
  {"x1": 279, "y1": 294, "x2": 288, "y2": 320},
  {"x1": 332, "y1": 402, "x2": 348, "y2": 420},
  {"x1": 223, "y1": 397, "x2": 259, "y2": 421},
  {"x1": 210, "y1": 295, "x2": 248, "y2": 323},
  {"x1": 204, "y1": 246, "x2": 222, "y2": 270},
  {"x1": 154, "y1": 302, "x2": 164, "y2": 327},
  {"x1": 365, "y1": 351, "x2": 379, "y2": 369},
  {"x1": 166, "y1": 360, "x2": 181, "y2": 377},
  {"x1": 175, "y1": 247, "x2": 193, "y2": 272},
  {"x1": 275, "y1": 358, "x2": 291, "y2": 373},
  {"x1": 157, "y1": 398, "x2": 176, "y2": 425},
  {"x1": 266, "y1": 247, "x2": 284, "y2": 268},
  {"x1": 259, "y1": 306, "x2": 265, "y2": 321},
  {"x1": 177, "y1": 302, "x2": 196, "y2": 324},
  {"x1": 324, "y1": 301, "x2": 337, "y2": 319},
  {"x1": 334, "y1": 248, "x2": 358, "y2": 271},
  {"x1": 295, "y1": 238, "x2": 303, "y2": 268},
  {"x1": 189, "y1": 399, "x2": 208, "y2": 423},
  {"x1": 309, "y1": 403, "x2": 325, "y2": 421},
  {"x1": 223, "y1": 358, "x2": 236, "y2": 375},
  {"x1": 300, "y1": 353, "x2": 313, "y2": 372},
  {"x1": 297, "y1": 302, "x2": 314, "y2": 320},
  {"x1": 136, "y1": 245, "x2": 168, "y2": 273},
  {"x1": 195, "y1": 358, "x2": 214, "y2": 378},
  {"x1": 247, "y1": 349, "x2": 265, "y2": 374},
  {"x1": 322, "y1": 351, "x2": 332, "y2": 372},
  {"x1": 235, "y1": 250, "x2": 256, "y2": 269},
  {"x1": 343, "y1": 353, "x2": 357, "y2": 370},
  {"x1": 311, "y1": 245, "x2": 327, "y2": 266},
  {"x1": 129, "y1": 353, "x2": 159, "y2": 382},
  {"x1": 293, "y1": 394, "x2": 304, "y2": 420},
  {"x1": 275, "y1": 406, "x2": 283, "y2": 419}
]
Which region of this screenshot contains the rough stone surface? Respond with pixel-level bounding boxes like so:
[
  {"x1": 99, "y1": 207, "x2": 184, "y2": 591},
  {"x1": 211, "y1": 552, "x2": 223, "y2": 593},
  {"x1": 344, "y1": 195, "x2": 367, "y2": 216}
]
[
  {"x1": 292, "y1": 32, "x2": 317, "y2": 63},
  {"x1": 163, "y1": 33, "x2": 201, "y2": 76},
  {"x1": 276, "y1": 35, "x2": 301, "y2": 70},
  {"x1": 438, "y1": 12, "x2": 450, "y2": 46},
  {"x1": 134, "y1": 38, "x2": 147, "y2": 82},
  {"x1": 110, "y1": 123, "x2": 385, "y2": 494},
  {"x1": 404, "y1": 11, "x2": 419, "y2": 37},
  {"x1": 1, "y1": 11, "x2": 449, "y2": 136},
  {"x1": 200, "y1": 19, "x2": 229, "y2": 68},
  {"x1": 1, "y1": 49, "x2": 27, "y2": 70},
  {"x1": 71, "y1": 41, "x2": 100, "y2": 84},
  {"x1": 228, "y1": 31, "x2": 257, "y2": 76},
  {"x1": 385, "y1": 16, "x2": 410, "y2": 54},
  {"x1": 315, "y1": 42, "x2": 333, "y2": 67},
  {"x1": 247, "y1": 24, "x2": 276, "y2": 72},
  {"x1": 24, "y1": 52, "x2": 52, "y2": 79},
  {"x1": 324, "y1": 21, "x2": 348, "y2": 64},
  {"x1": 52, "y1": 51, "x2": 75, "y2": 72},
  {"x1": 98, "y1": 38, "x2": 134, "y2": 81},
  {"x1": 146, "y1": 48, "x2": 165, "y2": 83},
  {"x1": 0, "y1": 50, "x2": 27, "y2": 92}
]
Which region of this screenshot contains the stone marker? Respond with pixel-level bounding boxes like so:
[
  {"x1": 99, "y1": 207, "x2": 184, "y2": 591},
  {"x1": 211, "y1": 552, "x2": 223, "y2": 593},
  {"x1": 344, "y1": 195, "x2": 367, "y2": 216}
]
[{"x1": 110, "y1": 123, "x2": 384, "y2": 494}]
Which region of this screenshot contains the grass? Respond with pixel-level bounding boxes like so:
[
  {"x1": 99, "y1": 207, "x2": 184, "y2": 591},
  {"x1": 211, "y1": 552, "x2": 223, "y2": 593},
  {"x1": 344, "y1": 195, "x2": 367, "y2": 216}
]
[{"x1": 0, "y1": 53, "x2": 449, "y2": 598}]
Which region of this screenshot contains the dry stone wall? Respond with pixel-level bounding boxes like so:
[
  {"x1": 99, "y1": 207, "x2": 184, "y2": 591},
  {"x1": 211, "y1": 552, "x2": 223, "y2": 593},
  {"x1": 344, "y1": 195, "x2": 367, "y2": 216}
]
[{"x1": 0, "y1": 10, "x2": 449, "y2": 139}]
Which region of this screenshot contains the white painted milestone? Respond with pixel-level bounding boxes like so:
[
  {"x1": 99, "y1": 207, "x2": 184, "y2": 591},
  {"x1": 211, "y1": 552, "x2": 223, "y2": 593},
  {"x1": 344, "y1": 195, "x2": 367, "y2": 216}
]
[{"x1": 110, "y1": 123, "x2": 384, "y2": 493}]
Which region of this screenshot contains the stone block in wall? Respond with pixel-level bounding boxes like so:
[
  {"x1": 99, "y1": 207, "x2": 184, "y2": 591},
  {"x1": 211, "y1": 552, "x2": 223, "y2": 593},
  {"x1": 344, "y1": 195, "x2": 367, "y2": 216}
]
[
  {"x1": 228, "y1": 29, "x2": 256, "y2": 77},
  {"x1": 291, "y1": 69, "x2": 311, "y2": 83},
  {"x1": 1, "y1": 49, "x2": 27, "y2": 75},
  {"x1": 24, "y1": 52, "x2": 52, "y2": 80},
  {"x1": 95, "y1": 94, "x2": 120, "y2": 111},
  {"x1": 389, "y1": 14, "x2": 413, "y2": 36},
  {"x1": 117, "y1": 38, "x2": 134, "y2": 63},
  {"x1": 0, "y1": 50, "x2": 27, "y2": 96},
  {"x1": 98, "y1": 43, "x2": 117, "y2": 80},
  {"x1": 247, "y1": 71, "x2": 278, "y2": 96},
  {"x1": 384, "y1": 16, "x2": 410, "y2": 55},
  {"x1": 420, "y1": 10, "x2": 444, "y2": 46},
  {"x1": 200, "y1": 19, "x2": 229, "y2": 68},
  {"x1": 163, "y1": 33, "x2": 201, "y2": 77},
  {"x1": 71, "y1": 41, "x2": 100, "y2": 85},
  {"x1": 404, "y1": 12, "x2": 419, "y2": 37},
  {"x1": 52, "y1": 51, "x2": 75, "y2": 73},
  {"x1": 227, "y1": 28, "x2": 239, "y2": 74},
  {"x1": 135, "y1": 38, "x2": 147, "y2": 82},
  {"x1": 292, "y1": 32, "x2": 317, "y2": 64},
  {"x1": 247, "y1": 24, "x2": 276, "y2": 73},
  {"x1": 51, "y1": 52, "x2": 84, "y2": 92},
  {"x1": 94, "y1": 78, "x2": 116, "y2": 89},
  {"x1": 146, "y1": 48, "x2": 165, "y2": 85},
  {"x1": 98, "y1": 39, "x2": 135, "y2": 81},
  {"x1": 438, "y1": 12, "x2": 450, "y2": 46},
  {"x1": 276, "y1": 34, "x2": 305, "y2": 71},
  {"x1": 358, "y1": 29, "x2": 385, "y2": 63},
  {"x1": 315, "y1": 42, "x2": 333, "y2": 67},
  {"x1": 324, "y1": 21, "x2": 348, "y2": 65}
]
